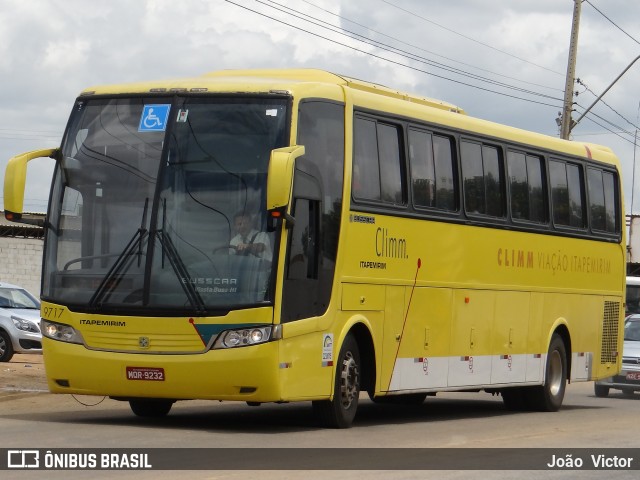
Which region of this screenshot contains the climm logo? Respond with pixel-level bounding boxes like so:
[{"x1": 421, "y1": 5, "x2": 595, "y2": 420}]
[{"x1": 376, "y1": 228, "x2": 408, "y2": 259}]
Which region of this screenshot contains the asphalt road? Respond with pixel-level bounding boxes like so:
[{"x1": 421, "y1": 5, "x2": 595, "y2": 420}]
[{"x1": 1, "y1": 353, "x2": 640, "y2": 480}]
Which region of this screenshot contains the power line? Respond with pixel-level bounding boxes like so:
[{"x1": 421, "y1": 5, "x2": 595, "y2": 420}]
[
  {"x1": 379, "y1": 0, "x2": 564, "y2": 77},
  {"x1": 0, "y1": 128, "x2": 61, "y2": 135},
  {"x1": 0, "y1": 128, "x2": 62, "y2": 142},
  {"x1": 225, "y1": 0, "x2": 563, "y2": 109},
  {"x1": 576, "y1": 78, "x2": 640, "y2": 132},
  {"x1": 573, "y1": 104, "x2": 637, "y2": 146},
  {"x1": 0, "y1": 135, "x2": 61, "y2": 142},
  {"x1": 294, "y1": 0, "x2": 562, "y2": 93},
  {"x1": 258, "y1": 0, "x2": 561, "y2": 100},
  {"x1": 227, "y1": 0, "x2": 634, "y2": 143},
  {"x1": 584, "y1": 0, "x2": 640, "y2": 46}
]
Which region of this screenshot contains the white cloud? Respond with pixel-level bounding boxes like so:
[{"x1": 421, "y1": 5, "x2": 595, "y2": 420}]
[
  {"x1": 43, "y1": 39, "x2": 91, "y2": 70},
  {"x1": 1, "y1": 0, "x2": 639, "y2": 212}
]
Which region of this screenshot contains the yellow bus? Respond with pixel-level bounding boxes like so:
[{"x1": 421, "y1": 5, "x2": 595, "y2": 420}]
[{"x1": 4, "y1": 69, "x2": 625, "y2": 428}]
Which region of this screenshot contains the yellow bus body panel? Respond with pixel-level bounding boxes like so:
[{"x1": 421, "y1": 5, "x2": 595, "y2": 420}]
[{"x1": 341, "y1": 210, "x2": 625, "y2": 392}]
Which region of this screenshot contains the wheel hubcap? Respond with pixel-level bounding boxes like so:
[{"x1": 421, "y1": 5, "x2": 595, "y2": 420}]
[
  {"x1": 340, "y1": 351, "x2": 360, "y2": 409},
  {"x1": 548, "y1": 350, "x2": 563, "y2": 396}
]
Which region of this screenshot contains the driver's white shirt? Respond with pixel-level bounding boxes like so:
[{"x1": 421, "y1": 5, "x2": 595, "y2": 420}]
[{"x1": 230, "y1": 229, "x2": 272, "y2": 260}]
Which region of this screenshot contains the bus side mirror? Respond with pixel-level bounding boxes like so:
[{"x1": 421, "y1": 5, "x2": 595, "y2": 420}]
[
  {"x1": 3, "y1": 148, "x2": 58, "y2": 225},
  {"x1": 266, "y1": 145, "x2": 305, "y2": 218}
]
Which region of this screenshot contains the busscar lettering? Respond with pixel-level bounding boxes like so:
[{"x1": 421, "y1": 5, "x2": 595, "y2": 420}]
[
  {"x1": 350, "y1": 214, "x2": 375, "y2": 224},
  {"x1": 182, "y1": 277, "x2": 237, "y2": 286}
]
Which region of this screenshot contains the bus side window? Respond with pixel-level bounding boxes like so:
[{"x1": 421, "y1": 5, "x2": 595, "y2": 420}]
[
  {"x1": 353, "y1": 116, "x2": 405, "y2": 205},
  {"x1": 507, "y1": 151, "x2": 546, "y2": 223},
  {"x1": 353, "y1": 118, "x2": 381, "y2": 201},
  {"x1": 461, "y1": 140, "x2": 505, "y2": 217},
  {"x1": 588, "y1": 168, "x2": 618, "y2": 234},
  {"x1": 550, "y1": 159, "x2": 585, "y2": 229}
]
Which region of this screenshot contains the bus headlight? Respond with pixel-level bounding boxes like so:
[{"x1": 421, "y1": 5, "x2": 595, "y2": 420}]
[
  {"x1": 41, "y1": 319, "x2": 84, "y2": 344},
  {"x1": 212, "y1": 325, "x2": 281, "y2": 349}
]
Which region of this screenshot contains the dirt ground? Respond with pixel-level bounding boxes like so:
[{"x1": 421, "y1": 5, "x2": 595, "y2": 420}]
[{"x1": 1, "y1": 353, "x2": 47, "y2": 393}]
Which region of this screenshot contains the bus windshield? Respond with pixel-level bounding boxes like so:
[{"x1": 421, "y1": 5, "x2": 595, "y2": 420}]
[{"x1": 43, "y1": 96, "x2": 289, "y2": 314}]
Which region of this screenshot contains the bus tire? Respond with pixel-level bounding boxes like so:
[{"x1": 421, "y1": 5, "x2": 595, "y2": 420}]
[
  {"x1": 594, "y1": 384, "x2": 609, "y2": 397},
  {"x1": 528, "y1": 334, "x2": 567, "y2": 412},
  {"x1": 312, "y1": 334, "x2": 360, "y2": 428},
  {"x1": 501, "y1": 387, "x2": 528, "y2": 411},
  {"x1": 129, "y1": 399, "x2": 174, "y2": 417}
]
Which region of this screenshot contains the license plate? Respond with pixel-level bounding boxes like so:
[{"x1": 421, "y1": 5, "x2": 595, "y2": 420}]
[
  {"x1": 625, "y1": 372, "x2": 640, "y2": 381},
  {"x1": 126, "y1": 367, "x2": 165, "y2": 381}
]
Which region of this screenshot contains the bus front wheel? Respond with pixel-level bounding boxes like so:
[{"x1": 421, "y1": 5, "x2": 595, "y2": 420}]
[
  {"x1": 369, "y1": 392, "x2": 428, "y2": 405},
  {"x1": 528, "y1": 334, "x2": 567, "y2": 412},
  {"x1": 312, "y1": 334, "x2": 360, "y2": 428},
  {"x1": 129, "y1": 399, "x2": 174, "y2": 417}
]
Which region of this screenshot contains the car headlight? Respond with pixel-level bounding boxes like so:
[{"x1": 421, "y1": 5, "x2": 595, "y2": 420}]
[
  {"x1": 41, "y1": 319, "x2": 84, "y2": 344},
  {"x1": 212, "y1": 325, "x2": 281, "y2": 349},
  {"x1": 11, "y1": 316, "x2": 40, "y2": 333}
]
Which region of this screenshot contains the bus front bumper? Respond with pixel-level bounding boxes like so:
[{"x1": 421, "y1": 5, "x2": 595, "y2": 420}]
[{"x1": 42, "y1": 337, "x2": 282, "y2": 402}]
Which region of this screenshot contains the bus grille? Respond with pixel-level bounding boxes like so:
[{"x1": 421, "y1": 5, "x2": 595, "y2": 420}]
[{"x1": 600, "y1": 300, "x2": 620, "y2": 364}]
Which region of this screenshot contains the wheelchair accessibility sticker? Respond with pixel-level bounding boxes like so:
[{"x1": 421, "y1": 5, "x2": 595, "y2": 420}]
[{"x1": 138, "y1": 104, "x2": 171, "y2": 132}]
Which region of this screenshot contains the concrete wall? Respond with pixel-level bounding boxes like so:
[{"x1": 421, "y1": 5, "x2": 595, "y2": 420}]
[{"x1": 0, "y1": 237, "x2": 43, "y2": 297}]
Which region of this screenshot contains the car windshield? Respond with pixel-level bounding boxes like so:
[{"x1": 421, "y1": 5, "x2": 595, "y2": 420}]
[
  {"x1": 43, "y1": 95, "x2": 289, "y2": 315},
  {"x1": 0, "y1": 287, "x2": 40, "y2": 309},
  {"x1": 626, "y1": 283, "x2": 640, "y2": 315},
  {"x1": 624, "y1": 319, "x2": 640, "y2": 342}
]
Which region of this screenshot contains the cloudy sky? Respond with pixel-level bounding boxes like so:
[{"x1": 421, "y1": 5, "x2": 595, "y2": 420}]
[{"x1": 1, "y1": 0, "x2": 639, "y2": 213}]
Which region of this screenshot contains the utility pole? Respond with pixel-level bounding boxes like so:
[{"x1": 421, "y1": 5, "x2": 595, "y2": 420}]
[{"x1": 560, "y1": 0, "x2": 582, "y2": 140}]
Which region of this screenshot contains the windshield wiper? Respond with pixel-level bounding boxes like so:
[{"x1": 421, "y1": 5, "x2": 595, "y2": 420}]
[
  {"x1": 154, "y1": 199, "x2": 206, "y2": 313},
  {"x1": 88, "y1": 198, "x2": 150, "y2": 308},
  {"x1": 88, "y1": 228, "x2": 148, "y2": 308}
]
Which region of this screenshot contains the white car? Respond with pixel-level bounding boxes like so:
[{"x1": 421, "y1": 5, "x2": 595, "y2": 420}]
[
  {"x1": 0, "y1": 282, "x2": 42, "y2": 362},
  {"x1": 594, "y1": 314, "x2": 640, "y2": 397}
]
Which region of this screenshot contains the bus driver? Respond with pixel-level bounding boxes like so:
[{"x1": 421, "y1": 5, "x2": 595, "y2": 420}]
[{"x1": 230, "y1": 212, "x2": 272, "y2": 260}]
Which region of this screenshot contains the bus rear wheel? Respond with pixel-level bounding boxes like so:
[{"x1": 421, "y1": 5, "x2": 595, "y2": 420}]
[
  {"x1": 501, "y1": 387, "x2": 528, "y2": 411},
  {"x1": 312, "y1": 334, "x2": 360, "y2": 428},
  {"x1": 527, "y1": 334, "x2": 567, "y2": 412},
  {"x1": 129, "y1": 399, "x2": 174, "y2": 417},
  {"x1": 594, "y1": 384, "x2": 610, "y2": 398}
]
